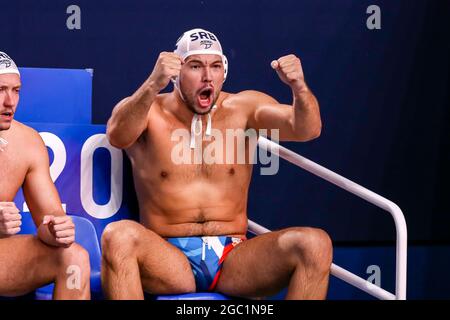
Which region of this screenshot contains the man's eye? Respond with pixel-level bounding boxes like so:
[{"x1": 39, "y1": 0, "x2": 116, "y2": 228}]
[{"x1": 191, "y1": 65, "x2": 200, "y2": 69}]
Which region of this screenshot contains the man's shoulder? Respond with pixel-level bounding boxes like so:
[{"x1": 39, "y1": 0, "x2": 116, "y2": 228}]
[
  {"x1": 222, "y1": 90, "x2": 276, "y2": 108},
  {"x1": 226, "y1": 90, "x2": 260, "y2": 100},
  {"x1": 155, "y1": 92, "x2": 171, "y2": 105},
  {"x1": 5, "y1": 122, "x2": 46, "y2": 171},
  {"x1": 12, "y1": 120, "x2": 41, "y2": 140},
  {"x1": 11, "y1": 121, "x2": 44, "y2": 149}
]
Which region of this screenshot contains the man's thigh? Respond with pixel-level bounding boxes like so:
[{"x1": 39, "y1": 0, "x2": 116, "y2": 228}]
[
  {"x1": 215, "y1": 230, "x2": 295, "y2": 298},
  {"x1": 0, "y1": 235, "x2": 57, "y2": 296},
  {"x1": 125, "y1": 223, "x2": 196, "y2": 294}
]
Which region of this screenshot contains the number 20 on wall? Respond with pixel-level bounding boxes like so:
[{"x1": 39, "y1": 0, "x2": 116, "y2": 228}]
[{"x1": 22, "y1": 132, "x2": 123, "y2": 220}]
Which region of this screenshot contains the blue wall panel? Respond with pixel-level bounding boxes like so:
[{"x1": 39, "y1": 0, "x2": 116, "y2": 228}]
[{"x1": 15, "y1": 68, "x2": 92, "y2": 124}]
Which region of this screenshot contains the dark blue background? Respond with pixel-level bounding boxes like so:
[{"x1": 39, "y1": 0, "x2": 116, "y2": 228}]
[{"x1": 2, "y1": 0, "x2": 449, "y2": 244}]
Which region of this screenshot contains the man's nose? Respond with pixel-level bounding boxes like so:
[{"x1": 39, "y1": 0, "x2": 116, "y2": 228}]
[
  {"x1": 202, "y1": 67, "x2": 212, "y2": 82},
  {"x1": 3, "y1": 91, "x2": 15, "y2": 107}
]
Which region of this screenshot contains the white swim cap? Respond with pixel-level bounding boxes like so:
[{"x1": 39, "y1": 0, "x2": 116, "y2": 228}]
[
  {"x1": 174, "y1": 28, "x2": 228, "y2": 81},
  {"x1": 0, "y1": 52, "x2": 20, "y2": 76}
]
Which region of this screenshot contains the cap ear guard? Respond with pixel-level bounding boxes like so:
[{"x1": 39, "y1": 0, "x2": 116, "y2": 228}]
[{"x1": 222, "y1": 54, "x2": 228, "y2": 82}]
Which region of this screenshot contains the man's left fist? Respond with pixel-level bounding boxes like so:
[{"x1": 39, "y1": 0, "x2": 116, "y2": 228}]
[
  {"x1": 43, "y1": 215, "x2": 75, "y2": 247},
  {"x1": 271, "y1": 54, "x2": 307, "y2": 93}
]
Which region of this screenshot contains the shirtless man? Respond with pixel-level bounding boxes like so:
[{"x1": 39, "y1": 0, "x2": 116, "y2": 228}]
[
  {"x1": 0, "y1": 52, "x2": 90, "y2": 299},
  {"x1": 102, "y1": 28, "x2": 332, "y2": 300}
]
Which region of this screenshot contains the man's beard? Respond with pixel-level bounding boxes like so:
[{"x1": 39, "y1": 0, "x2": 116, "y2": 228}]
[{"x1": 181, "y1": 89, "x2": 219, "y2": 115}]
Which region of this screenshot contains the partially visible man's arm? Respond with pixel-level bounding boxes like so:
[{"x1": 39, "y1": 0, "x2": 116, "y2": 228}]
[
  {"x1": 288, "y1": 83, "x2": 321, "y2": 141},
  {"x1": 247, "y1": 54, "x2": 321, "y2": 142},
  {"x1": 22, "y1": 128, "x2": 74, "y2": 247},
  {"x1": 107, "y1": 52, "x2": 183, "y2": 149}
]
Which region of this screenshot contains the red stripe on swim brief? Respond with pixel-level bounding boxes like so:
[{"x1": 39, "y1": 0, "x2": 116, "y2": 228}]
[
  {"x1": 208, "y1": 237, "x2": 246, "y2": 291},
  {"x1": 208, "y1": 242, "x2": 238, "y2": 291}
]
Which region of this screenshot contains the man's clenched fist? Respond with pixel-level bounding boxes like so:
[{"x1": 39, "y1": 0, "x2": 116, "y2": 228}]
[
  {"x1": 149, "y1": 52, "x2": 184, "y2": 93},
  {"x1": 271, "y1": 54, "x2": 307, "y2": 93},
  {"x1": 42, "y1": 215, "x2": 75, "y2": 247},
  {"x1": 0, "y1": 202, "x2": 21, "y2": 237}
]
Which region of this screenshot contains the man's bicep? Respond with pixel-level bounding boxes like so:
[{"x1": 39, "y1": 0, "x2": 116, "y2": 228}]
[
  {"x1": 22, "y1": 145, "x2": 65, "y2": 227},
  {"x1": 254, "y1": 104, "x2": 293, "y2": 128},
  {"x1": 246, "y1": 91, "x2": 296, "y2": 140}
]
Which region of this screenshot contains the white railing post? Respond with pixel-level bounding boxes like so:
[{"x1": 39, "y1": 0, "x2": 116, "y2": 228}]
[{"x1": 253, "y1": 136, "x2": 407, "y2": 300}]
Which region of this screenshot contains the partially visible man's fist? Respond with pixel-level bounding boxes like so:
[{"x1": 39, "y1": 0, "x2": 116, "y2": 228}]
[
  {"x1": 271, "y1": 54, "x2": 307, "y2": 93},
  {"x1": 42, "y1": 215, "x2": 75, "y2": 247},
  {"x1": 0, "y1": 202, "x2": 21, "y2": 237},
  {"x1": 149, "y1": 52, "x2": 184, "y2": 93}
]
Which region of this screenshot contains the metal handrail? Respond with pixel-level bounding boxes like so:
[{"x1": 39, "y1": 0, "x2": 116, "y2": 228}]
[{"x1": 251, "y1": 136, "x2": 407, "y2": 300}]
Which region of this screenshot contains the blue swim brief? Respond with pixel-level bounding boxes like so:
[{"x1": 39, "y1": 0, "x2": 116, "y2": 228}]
[{"x1": 167, "y1": 236, "x2": 244, "y2": 291}]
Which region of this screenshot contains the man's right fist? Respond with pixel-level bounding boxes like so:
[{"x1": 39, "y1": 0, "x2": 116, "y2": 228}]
[
  {"x1": 0, "y1": 202, "x2": 21, "y2": 237},
  {"x1": 149, "y1": 52, "x2": 184, "y2": 93}
]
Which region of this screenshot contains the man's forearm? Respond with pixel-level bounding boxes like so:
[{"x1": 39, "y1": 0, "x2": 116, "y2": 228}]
[
  {"x1": 292, "y1": 85, "x2": 322, "y2": 140},
  {"x1": 37, "y1": 223, "x2": 60, "y2": 247},
  {"x1": 107, "y1": 79, "x2": 159, "y2": 149}
]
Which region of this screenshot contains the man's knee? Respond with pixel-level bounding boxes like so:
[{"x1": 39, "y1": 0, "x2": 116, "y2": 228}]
[
  {"x1": 277, "y1": 227, "x2": 333, "y2": 272},
  {"x1": 57, "y1": 243, "x2": 91, "y2": 275},
  {"x1": 101, "y1": 220, "x2": 143, "y2": 261}
]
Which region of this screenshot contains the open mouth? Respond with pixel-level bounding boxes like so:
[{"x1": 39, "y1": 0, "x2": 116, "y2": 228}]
[
  {"x1": 0, "y1": 111, "x2": 13, "y2": 120},
  {"x1": 197, "y1": 87, "x2": 213, "y2": 108}
]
